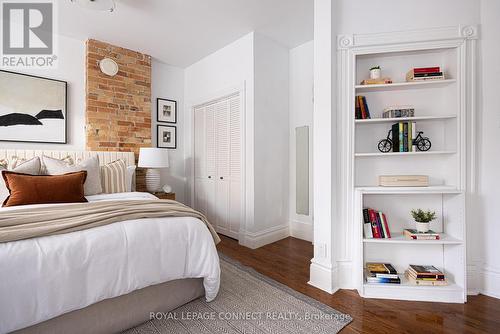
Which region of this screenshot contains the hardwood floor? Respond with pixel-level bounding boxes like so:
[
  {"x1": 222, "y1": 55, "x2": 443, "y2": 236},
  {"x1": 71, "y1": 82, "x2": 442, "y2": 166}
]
[{"x1": 217, "y1": 235, "x2": 500, "y2": 334}]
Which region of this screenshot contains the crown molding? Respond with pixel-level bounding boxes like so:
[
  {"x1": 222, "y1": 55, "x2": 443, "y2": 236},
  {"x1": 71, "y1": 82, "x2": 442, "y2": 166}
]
[{"x1": 337, "y1": 25, "x2": 479, "y2": 50}]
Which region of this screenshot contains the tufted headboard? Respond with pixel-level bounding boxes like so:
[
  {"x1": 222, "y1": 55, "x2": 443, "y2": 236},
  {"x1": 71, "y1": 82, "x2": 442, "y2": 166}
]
[{"x1": 0, "y1": 150, "x2": 135, "y2": 167}]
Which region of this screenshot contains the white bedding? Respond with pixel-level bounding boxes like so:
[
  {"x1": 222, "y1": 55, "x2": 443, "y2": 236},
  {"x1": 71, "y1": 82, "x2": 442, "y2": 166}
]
[{"x1": 0, "y1": 192, "x2": 220, "y2": 334}]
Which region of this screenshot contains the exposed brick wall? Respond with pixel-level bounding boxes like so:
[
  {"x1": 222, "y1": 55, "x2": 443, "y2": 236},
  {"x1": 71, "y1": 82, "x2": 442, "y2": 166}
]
[{"x1": 85, "y1": 39, "x2": 152, "y2": 191}]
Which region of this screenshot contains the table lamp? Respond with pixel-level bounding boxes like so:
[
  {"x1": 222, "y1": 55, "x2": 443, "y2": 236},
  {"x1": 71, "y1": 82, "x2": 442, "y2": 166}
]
[{"x1": 138, "y1": 148, "x2": 169, "y2": 193}]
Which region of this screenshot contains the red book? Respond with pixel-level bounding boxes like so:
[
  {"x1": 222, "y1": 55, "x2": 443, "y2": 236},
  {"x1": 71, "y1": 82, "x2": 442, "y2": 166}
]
[
  {"x1": 381, "y1": 213, "x2": 391, "y2": 238},
  {"x1": 413, "y1": 67, "x2": 440, "y2": 74},
  {"x1": 359, "y1": 96, "x2": 367, "y2": 119},
  {"x1": 368, "y1": 209, "x2": 381, "y2": 238}
]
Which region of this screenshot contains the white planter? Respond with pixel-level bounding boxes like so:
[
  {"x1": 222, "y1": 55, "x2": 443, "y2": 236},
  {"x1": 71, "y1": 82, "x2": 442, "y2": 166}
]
[
  {"x1": 370, "y1": 68, "x2": 381, "y2": 79},
  {"x1": 415, "y1": 221, "x2": 431, "y2": 233}
]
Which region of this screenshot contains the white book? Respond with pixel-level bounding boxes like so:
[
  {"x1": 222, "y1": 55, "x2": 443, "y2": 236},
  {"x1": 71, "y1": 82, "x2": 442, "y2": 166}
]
[
  {"x1": 363, "y1": 222, "x2": 373, "y2": 238},
  {"x1": 411, "y1": 75, "x2": 445, "y2": 81},
  {"x1": 411, "y1": 121, "x2": 417, "y2": 152}
]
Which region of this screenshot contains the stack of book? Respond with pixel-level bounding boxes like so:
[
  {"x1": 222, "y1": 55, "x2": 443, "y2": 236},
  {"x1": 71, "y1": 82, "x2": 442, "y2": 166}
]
[
  {"x1": 363, "y1": 208, "x2": 391, "y2": 239},
  {"x1": 391, "y1": 121, "x2": 416, "y2": 152},
  {"x1": 406, "y1": 66, "x2": 445, "y2": 82},
  {"x1": 365, "y1": 263, "x2": 401, "y2": 284},
  {"x1": 405, "y1": 265, "x2": 448, "y2": 286},
  {"x1": 403, "y1": 229, "x2": 440, "y2": 240},
  {"x1": 382, "y1": 106, "x2": 415, "y2": 118},
  {"x1": 355, "y1": 96, "x2": 371, "y2": 119},
  {"x1": 360, "y1": 78, "x2": 393, "y2": 85}
]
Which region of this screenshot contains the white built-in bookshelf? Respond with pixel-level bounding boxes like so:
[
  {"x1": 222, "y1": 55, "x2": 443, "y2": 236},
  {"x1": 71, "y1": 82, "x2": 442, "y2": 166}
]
[{"x1": 339, "y1": 27, "x2": 477, "y2": 303}]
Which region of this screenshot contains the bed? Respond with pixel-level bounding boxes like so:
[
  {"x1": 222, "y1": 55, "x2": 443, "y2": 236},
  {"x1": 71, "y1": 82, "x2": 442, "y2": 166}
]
[{"x1": 0, "y1": 150, "x2": 220, "y2": 334}]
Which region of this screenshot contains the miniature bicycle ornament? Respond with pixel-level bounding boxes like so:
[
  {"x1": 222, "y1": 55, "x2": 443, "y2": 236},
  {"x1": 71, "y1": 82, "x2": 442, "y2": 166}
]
[{"x1": 378, "y1": 129, "x2": 431, "y2": 153}]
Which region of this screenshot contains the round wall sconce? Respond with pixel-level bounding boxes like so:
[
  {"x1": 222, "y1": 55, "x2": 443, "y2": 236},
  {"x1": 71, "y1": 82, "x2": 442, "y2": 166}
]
[{"x1": 98, "y1": 58, "x2": 119, "y2": 76}]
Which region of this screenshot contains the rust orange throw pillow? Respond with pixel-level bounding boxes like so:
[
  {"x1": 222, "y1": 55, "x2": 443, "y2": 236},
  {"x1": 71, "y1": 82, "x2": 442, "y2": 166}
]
[{"x1": 2, "y1": 171, "x2": 88, "y2": 207}]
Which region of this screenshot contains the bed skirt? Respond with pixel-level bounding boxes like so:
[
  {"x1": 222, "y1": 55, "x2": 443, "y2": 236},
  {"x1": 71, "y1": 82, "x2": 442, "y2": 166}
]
[{"x1": 13, "y1": 278, "x2": 205, "y2": 334}]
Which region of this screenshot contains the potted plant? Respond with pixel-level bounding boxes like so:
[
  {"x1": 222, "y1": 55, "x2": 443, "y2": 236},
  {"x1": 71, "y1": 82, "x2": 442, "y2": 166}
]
[
  {"x1": 370, "y1": 66, "x2": 381, "y2": 79},
  {"x1": 410, "y1": 209, "x2": 436, "y2": 233}
]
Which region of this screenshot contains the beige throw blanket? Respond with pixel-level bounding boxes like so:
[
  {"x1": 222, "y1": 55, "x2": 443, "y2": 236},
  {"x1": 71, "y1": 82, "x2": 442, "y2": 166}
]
[{"x1": 0, "y1": 200, "x2": 221, "y2": 244}]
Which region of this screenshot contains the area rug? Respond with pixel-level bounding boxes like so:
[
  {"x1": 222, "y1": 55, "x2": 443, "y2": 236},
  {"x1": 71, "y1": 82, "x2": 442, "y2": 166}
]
[{"x1": 125, "y1": 254, "x2": 352, "y2": 333}]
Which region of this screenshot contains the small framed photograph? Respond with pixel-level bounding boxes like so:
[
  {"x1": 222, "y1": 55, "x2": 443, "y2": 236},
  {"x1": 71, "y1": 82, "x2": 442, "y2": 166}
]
[
  {"x1": 157, "y1": 98, "x2": 177, "y2": 123},
  {"x1": 157, "y1": 125, "x2": 177, "y2": 149}
]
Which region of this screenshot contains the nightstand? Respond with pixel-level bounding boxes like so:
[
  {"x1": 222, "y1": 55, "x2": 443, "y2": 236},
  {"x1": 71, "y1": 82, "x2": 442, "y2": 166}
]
[{"x1": 152, "y1": 192, "x2": 176, "y2": 200}]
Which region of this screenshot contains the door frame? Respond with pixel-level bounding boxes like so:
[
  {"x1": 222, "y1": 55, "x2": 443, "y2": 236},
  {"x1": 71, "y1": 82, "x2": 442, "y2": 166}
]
[{"x1": 189, "y1": 83, "x2": 247, "y2": 241}]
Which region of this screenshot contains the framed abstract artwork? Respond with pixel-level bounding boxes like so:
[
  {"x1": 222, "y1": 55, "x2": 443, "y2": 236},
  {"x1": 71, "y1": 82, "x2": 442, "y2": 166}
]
[
  {"x1": 157, "y1": 125, "x2": 177, "y2": 149},
  {"x1": 0, "y1": 70, "x2": 67, "y2": 144},
  {"x1": 157, "y1": 98, "x2": 177, "y2": 123}
]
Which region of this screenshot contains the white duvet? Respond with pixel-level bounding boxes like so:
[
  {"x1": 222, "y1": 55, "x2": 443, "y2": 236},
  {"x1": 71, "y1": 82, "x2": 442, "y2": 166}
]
[{"x1": 0, "y1": 192, "x2": 220, "y2": 334}]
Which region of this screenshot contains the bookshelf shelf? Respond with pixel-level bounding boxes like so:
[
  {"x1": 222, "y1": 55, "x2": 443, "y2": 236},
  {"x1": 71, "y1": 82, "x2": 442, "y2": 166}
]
[
  {"x1": 363, "y1": 233, "x2": 463, "y2": 245},
  {"x1": 355, "y1": 151, "x2": 456, "y2": 158},
  {"x1": 364, "y1": 281, "x2": 461, "y2": 290},
  {"x1": 355, "y1": 79, "x2": 456, "y2": 92},
  {"x1": 355, "y1": 115, "x2": 457, "y2": 124},
  {"x1": 363, "y1": 276, "x2": 464, "y2": 303},
  {"x1": 355, "y1": 186, "x2": 462, "y2": 195},
  {"x1": 364, "y1": 276, "x2": 459, "y2": 290}
]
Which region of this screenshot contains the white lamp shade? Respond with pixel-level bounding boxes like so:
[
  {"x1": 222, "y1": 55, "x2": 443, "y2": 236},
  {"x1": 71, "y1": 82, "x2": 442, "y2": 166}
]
[{"x1": 138, "y1": 148, "x2": 169, "y2": 168}]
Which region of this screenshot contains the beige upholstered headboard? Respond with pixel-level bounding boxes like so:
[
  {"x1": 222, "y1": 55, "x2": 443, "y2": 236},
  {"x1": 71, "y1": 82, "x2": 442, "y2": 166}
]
[{"x1": 0, "y1": 150, "x2": 135, "y2": 167}]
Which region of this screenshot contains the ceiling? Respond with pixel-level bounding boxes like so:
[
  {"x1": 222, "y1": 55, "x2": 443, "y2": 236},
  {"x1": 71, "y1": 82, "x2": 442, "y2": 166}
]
[{"x1": 59, "y1": 0, "x2": 314, "y2": 68}]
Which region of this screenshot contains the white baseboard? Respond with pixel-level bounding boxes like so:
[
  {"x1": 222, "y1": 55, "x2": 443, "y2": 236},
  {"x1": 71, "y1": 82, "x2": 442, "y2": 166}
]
[
  {"x1": 309, "y1": 258, "x2": 500, "y2": 300},
  {"x1": 308, "y1": 259, "x2": 339, "y2": 294},
  {"x1": 239, "y1": 224, "x2": 290, "y2": 249},
  {"x1": 337, "y1": 261, "x2": 355, "y2": 289},
  {"x1": 466, "y1": 262, "x2": 500, "y2": 299},
  {"x1": 480, "y1": 266, "x2": 500, "y2": 299},
  {"x1": 290, "y1": 220, "x2": 313, "y2": 242}
]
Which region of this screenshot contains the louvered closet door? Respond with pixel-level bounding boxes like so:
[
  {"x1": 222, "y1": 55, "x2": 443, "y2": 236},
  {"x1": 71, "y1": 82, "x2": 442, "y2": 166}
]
[
  {"x1": 204, "y1": 104, "x2": 217, "y2": 224},
  {"x1": 228, "y1": 95, "x2": 241, "y2": 237},
  {"x1": 193, "y1": 94, "x2": 241, "y2": 240},
  {"x1": 214, "y1": 99, "x2": 231, "y2": 235}
]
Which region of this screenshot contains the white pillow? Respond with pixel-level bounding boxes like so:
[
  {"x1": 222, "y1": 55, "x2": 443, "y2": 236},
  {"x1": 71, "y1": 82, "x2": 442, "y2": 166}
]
[
  {"x1": 0, "y1": 157, "x2": 41, "y2": 204},
  {"x1": 126, "y1": 165, "x2": 136, "y2": 192},
  {"x1": 43, "y1": 156, "x2": 102, "y2": 196}
]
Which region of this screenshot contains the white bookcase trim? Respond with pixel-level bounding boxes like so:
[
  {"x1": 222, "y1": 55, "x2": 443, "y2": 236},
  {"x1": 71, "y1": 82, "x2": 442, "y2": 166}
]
[
  {"x1": 337, "y1": 25, "x2": 476, "y2": 303},
  {"x1": 338, "y1": 25, "x2": 478, "y2": 50}
]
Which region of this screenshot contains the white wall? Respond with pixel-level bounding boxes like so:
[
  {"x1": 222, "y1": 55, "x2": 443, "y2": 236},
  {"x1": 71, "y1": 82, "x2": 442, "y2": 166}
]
[
  {"x1": 289, "y1": 40, "x2": 314, "y2": 242},
  {"x1": 337, "y1": 0, "x2": 480, "y2": 35},
  {"x1": 0, "y1": 35, "x2": 86, "y2": 150},
  {"x1": 185, "y1": 32, "x2": 291, "y2": 248},
  {"x1": 151, "y1": 60, "x2": 187, "y2": 203},
  {"x1": 252, "y1": 33, "x2": 290, "y2": 239},
  {"x1": 184, "y1": 32, "x2": 254, "y2": 113},
  {"x1": 0, "y1": 35, "x2": 188, "y2": 204},
  {"x1": 478, "y1": 0, "x2": 500, "y2": 299},
  {"x1": 184, "y1": 32, "x2": 256, "y2": 242}
]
